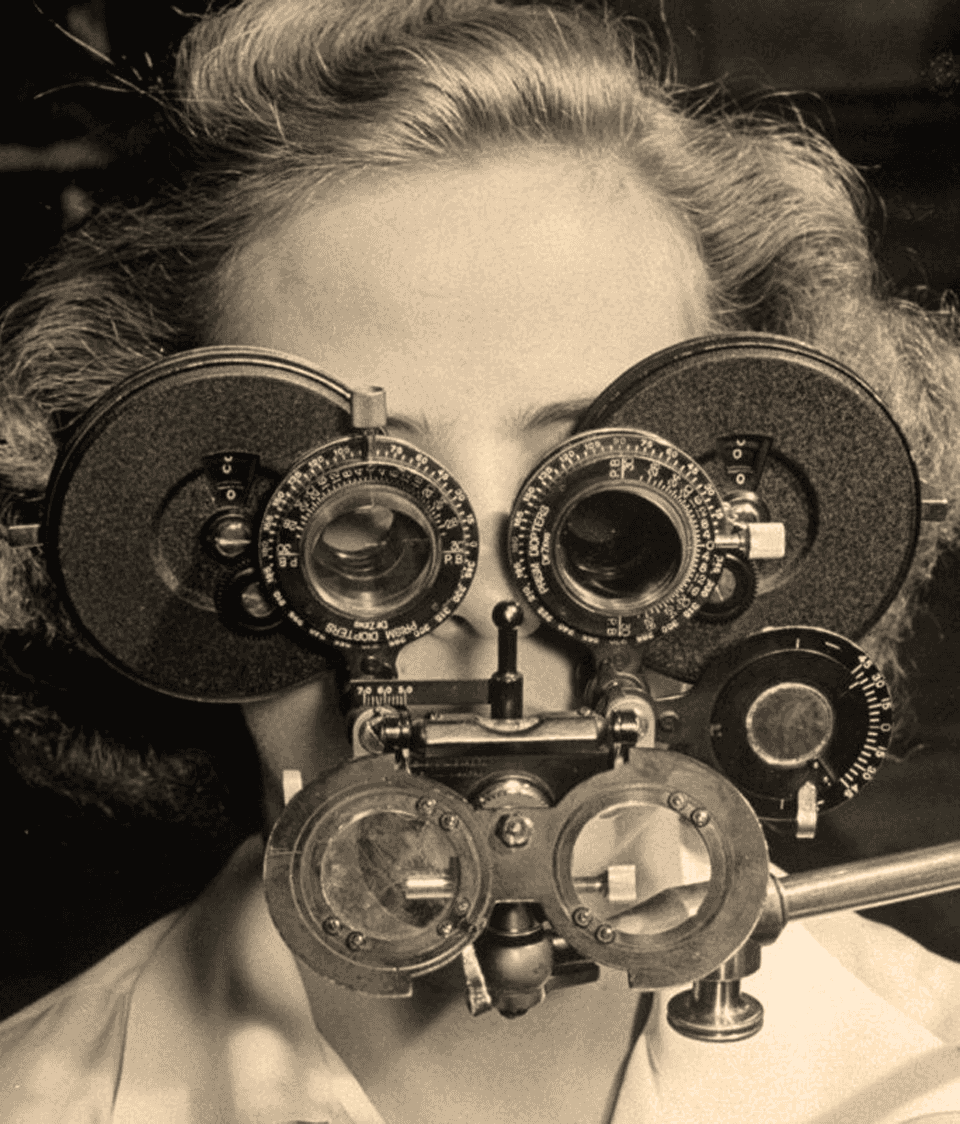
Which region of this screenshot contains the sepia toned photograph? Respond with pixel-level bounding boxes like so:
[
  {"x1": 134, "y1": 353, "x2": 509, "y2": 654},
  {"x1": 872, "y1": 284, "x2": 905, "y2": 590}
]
[{"x1": 1, "y1": 2, "x2": 959, "y2": 1121}]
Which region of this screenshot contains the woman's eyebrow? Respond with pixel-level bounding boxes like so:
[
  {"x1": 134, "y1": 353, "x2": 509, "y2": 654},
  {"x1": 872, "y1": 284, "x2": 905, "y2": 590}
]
[
  {"x1": 518, "y1": 397, "x2": 596, "y2": 431},
  {"x1": 385, "y1": 397, "x2": 596, "y2": 438}
]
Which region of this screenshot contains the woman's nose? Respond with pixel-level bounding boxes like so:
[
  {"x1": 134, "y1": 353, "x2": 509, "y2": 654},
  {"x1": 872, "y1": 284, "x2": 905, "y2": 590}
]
[{"x1": 452, "y1": 510, "x2": 541, "y2": 639}]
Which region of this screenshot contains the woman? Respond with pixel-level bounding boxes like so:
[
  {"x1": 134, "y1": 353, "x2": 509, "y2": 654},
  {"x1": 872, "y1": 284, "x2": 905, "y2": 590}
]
[{"x1": 1, "y1": 1, "x2": 960, "y2": 1120}]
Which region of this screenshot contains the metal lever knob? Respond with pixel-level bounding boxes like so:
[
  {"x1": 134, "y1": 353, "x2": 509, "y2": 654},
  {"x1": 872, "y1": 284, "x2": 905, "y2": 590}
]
[
  {"x1": 714, "y1": 522, "x2": 786, "y2": 560},
  {"x1": 489, "y1": 602, "x2": 524, "y2": 718}
]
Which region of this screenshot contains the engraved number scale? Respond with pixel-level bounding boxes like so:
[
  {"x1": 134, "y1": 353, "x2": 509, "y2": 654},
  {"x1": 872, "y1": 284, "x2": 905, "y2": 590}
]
[{"x1": 259, "y1": 433, "x2": 478, "y2": 649}]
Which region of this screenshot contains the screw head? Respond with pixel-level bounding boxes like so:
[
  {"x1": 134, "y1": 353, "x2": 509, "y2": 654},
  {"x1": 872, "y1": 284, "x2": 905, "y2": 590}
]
[
  {"x1": 691, "y1": 808, "x2": 711, "y2": 828},
  {"x1": 595, "y1": 924, "x2": 616, "y2": 944},
  {"x1": 346, "y1": 931, "x2": 367, "y2": 952},
  {"x1": 572, "y1": 907, "x2": 593, "y2": 928},
  {"x1": 498, "y1": 814, "x2": 533, "y2": 848},
  {"x1": 668, "y1": 791, "x2": 686, "y2": 811},
  {"x1": 416, "y1": 796, "x2": 438, "y2": 816},
  {"x1": 209, "y1": 515, "x2": 252, "y2": 559},
  {"x1": 323, "y1": 917, "x2": 342, "y2": 936},
  {"x1": 453, "y1": 898, "x2": 470, "y2": 917},
  {"x1": 439, "y1": 813, "x2": 460, "y2": 831},
  {"x1": 436, "y1": 921, "x2": 455, "y2": 938}
]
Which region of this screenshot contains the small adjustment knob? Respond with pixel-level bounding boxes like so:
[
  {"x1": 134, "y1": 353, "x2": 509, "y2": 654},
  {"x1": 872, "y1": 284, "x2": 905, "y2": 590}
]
[
  {"x1": 351, "y1": 386, "x2": 388, "y2": 430},
  {"x1": 216, "y1": 566, "x2": 283, "y2": 633},
  {"x1": 206, "y1": 513, "x2": 253, "y2": 560},
  {"x1": 714, "y1": 522, "x2": 786, "y2": 560},
  {"x1": 696, "y1": 554, "x2": 756, "y2": 624},
  {"x1": 489, "y1": 602, "x2": 524, "y2": 719},
  {"x1": 742, "y1": 521, "x2": 786, "y2": 560}
]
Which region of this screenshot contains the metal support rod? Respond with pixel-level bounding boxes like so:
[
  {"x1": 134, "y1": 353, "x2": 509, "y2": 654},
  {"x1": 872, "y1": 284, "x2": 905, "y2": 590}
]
[
  {"x1": 777, "y1": 839, "x2": 960, "y2": 921},
  {"x1": 489, "y1": 602, "x2": 524, "y2": 719},
  {"x1": 671, "y1": 842, "x2": 960, "y2": 1044}
]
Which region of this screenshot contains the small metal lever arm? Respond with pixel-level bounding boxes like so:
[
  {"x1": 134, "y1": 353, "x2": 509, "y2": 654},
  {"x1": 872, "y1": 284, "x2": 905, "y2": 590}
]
[{"x1": 488, "y1": 602, "x2": 524, "y2": 719}]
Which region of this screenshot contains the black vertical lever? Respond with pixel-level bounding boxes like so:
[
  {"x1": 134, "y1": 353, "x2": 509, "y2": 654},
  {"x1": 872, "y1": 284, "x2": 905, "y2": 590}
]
[{"x1": 489, "y1": 602, "x2": 524, "y2": 719}]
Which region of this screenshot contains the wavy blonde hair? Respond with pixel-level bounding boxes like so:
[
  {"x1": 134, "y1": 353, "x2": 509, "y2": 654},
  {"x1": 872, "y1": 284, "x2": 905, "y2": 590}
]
[{"x1": 1, "y1": 0, "x2": 957, "y2": 813}]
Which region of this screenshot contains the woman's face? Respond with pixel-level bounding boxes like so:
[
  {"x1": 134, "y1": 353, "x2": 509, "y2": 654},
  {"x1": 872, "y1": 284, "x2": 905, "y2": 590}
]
[{"x1": 217, "y1": 152, "x2": 712, "y2": 781}]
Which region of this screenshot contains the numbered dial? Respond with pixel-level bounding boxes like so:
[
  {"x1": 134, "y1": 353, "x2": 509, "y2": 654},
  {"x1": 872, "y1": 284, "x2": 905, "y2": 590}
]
[
  {"x1": 703, "y1": 628, "x2": 891, "y2": 821},
  {"x1": 508, "y1": 429, "x2": 727, "y2": 643},
  {"x1": 259, "y1": 435, "x2": 477, "y2": 649}
]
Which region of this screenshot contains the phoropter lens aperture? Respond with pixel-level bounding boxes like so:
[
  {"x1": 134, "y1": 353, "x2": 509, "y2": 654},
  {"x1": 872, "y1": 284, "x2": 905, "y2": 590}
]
[
  {"x1": 259, "y1": 434, "x2": 478, "y2": 649},
  {"x1": 306, "y1": 501, "x2": 433, "y2": 614},
  {"x1": 559, "y1": 490, "x2": 682, "y2": 603},
  {"x1": 508, "y1": 429, "x2": 726, "y2": 644}
]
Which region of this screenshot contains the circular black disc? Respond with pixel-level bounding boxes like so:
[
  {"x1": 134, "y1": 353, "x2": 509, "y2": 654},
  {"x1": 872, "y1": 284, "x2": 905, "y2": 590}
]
[
  {"x1": 673, "y1": 626, "x2": 893, "y2": 825},
  {"x1": 43, "y1": 347, "x2": 353, "y2": 701},
  {"x1": 580, "y1": 334, "x2": 920, "y2": 681}
]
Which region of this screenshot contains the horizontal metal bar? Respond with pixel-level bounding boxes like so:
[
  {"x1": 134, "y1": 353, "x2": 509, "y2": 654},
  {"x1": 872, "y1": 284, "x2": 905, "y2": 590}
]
[{"x1": 779, "y1": 839, "x2": 960, "y2": 920}]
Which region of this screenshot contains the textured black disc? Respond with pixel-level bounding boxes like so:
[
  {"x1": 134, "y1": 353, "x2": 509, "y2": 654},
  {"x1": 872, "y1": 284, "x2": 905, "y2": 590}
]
[
  {"x1": 580, "y1": 334, "x2": 920, "y2": 681},
  {"x1": 43, "y1": 347, "x2": 353, "y2": 701}
]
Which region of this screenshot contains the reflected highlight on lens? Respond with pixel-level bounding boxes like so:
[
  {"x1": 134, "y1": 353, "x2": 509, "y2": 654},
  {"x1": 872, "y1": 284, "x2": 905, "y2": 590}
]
[
  {"x1": 558, "y1": 490, "x2": 683, "y2": 610},
  {"x1": 318, "y1": 811, "x2": 460, "y2": 941},
  {"x1": 303, "y1": 493, "x2": 435, "y2": 617},
  {"x1": 570, "y1": 803, "x2": 711, "y2": 935}
]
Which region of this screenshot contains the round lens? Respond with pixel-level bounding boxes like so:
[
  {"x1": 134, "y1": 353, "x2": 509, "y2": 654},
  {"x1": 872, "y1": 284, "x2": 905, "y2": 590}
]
[
  {"x1": 745, "y1": 681, "x2": 835, "y2": 768},
  {"x1": 316, "y1": 810, "x2": 460, "y2": 941},
  {"x1": 303, "y1": 495, "x2": 434, "y2": 617},
  {"x1": 558, "y1": 490, "x2": 683, "y2": 607},
  {"x1": 570, "y1": 803, "x2": 711, "y2": 936}
]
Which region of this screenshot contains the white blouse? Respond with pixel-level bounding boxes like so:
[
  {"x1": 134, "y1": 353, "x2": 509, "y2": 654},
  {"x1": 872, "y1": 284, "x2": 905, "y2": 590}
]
[{"x1": 2, "y1": 835, "x2": 959, "y2": 1124}]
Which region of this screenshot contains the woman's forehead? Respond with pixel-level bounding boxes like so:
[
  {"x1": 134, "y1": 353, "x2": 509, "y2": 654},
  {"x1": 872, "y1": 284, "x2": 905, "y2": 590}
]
[{"x1": 215, "y1": 153, "x2": 712, "y2": 419}]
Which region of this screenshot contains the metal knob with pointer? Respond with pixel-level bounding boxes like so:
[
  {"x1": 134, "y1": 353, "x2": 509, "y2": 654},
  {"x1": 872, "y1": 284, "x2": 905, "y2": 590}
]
[{"x1": 668, "y1": 627, "x2": 893, "y2": 838}]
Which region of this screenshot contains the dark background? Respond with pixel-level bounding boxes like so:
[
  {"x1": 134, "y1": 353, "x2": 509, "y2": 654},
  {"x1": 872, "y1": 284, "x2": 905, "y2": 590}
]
[{"x1": 2, "y1": 0, "x2": 960, "y2": 1018}]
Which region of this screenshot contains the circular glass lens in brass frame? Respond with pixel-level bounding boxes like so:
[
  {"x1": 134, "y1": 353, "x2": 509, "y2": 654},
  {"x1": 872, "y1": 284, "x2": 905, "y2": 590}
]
[
  {"x1": 299, "y1": 486, "x2": 437, "y2": 619},
  {"x1": 264, "y1": 758, "x2": 492, "y2": 997},
  {"x1": 546, "y1": 752, "x2": 769, "y2": 989},
  {"x1": 552, "y1": 480, "x2": 694, "y2": 616}
]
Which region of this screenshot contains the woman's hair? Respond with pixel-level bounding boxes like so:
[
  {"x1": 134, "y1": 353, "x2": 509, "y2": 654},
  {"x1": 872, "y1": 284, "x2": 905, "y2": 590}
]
[{"x1": 2, "y1": 0, "x2": 959, "y2": 816}]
